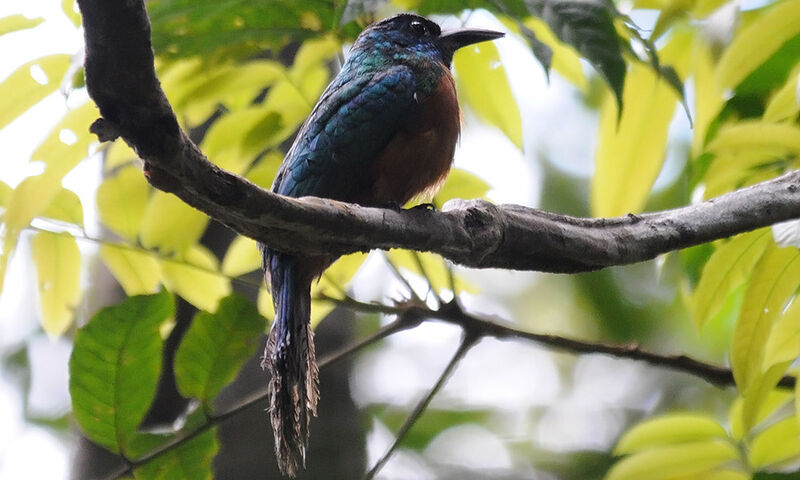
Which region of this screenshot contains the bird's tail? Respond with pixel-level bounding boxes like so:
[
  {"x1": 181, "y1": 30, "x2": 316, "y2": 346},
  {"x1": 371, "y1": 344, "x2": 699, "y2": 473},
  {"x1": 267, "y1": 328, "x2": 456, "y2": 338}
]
[{"x1": 262, "y1": 253, "x2": 319, "y2": 477}]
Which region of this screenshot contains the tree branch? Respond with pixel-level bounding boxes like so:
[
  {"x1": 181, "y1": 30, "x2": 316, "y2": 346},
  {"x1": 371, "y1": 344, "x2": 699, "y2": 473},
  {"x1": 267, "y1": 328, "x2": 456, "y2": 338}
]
[{"x1": 77, "y1": 0, "x2": 800, "y2": 274}]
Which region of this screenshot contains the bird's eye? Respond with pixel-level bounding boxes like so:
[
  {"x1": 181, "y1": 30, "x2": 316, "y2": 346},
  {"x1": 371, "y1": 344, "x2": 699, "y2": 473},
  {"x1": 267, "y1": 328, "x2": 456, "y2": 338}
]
[{"x1": 409, "y1": 20, "x2": 428, "y2": 36}]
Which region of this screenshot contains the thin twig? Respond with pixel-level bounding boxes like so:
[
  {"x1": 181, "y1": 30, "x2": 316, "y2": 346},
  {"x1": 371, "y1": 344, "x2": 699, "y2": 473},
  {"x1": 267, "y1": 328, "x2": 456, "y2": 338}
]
[
  {"x1": 382, "y1": 252, "x2": 422, "y2": 302},
  {"x1": 411, "y1": 251, "x2": 442, "y2": 307},
  {"x1": 363, "y1": 331, "x2": 479, "y2": 480}
]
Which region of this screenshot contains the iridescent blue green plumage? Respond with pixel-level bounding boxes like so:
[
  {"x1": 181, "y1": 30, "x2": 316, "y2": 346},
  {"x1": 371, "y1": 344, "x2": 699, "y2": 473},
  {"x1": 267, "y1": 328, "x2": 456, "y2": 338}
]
[{"x1": 260, "y1": 13, "x2": 503, "y2": 476}]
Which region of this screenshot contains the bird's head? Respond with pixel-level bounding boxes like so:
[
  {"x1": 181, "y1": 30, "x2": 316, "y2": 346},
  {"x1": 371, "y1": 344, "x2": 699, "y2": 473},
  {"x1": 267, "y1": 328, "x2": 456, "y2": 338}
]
[{"x1": 355, "y1": 13, "x2": 504, "y2": 67}]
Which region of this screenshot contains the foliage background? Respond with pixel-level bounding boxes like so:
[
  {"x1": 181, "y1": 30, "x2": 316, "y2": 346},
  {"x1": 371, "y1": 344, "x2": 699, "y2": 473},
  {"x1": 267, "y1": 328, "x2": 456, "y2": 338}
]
[{"x1": 3, "y1": 0, "x2": 800, "y2": 478}]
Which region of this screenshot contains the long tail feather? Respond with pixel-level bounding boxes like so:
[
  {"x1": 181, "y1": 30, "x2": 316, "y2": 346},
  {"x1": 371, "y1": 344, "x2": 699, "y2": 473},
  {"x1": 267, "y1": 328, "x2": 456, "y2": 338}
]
[{"x1": 262, "y1": 253, "x2": 320, "y2": 477}]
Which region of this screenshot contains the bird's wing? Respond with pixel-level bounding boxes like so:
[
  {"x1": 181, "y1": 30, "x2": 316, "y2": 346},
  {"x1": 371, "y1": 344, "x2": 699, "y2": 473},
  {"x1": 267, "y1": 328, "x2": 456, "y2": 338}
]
[{"x1": 272, "y1": 64, "x2": 418, "y2": 200}]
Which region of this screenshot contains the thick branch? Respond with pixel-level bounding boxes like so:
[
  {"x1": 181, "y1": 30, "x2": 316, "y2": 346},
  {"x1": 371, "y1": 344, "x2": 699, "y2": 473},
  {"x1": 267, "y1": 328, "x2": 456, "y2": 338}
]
[{"x1": 77, "y1": 0, "x2": 800, "y2": 273}]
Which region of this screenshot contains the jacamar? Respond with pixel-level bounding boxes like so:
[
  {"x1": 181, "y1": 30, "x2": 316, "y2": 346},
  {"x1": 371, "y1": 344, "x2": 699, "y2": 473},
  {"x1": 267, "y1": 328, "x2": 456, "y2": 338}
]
[{"x1": 260, "y1": 13, "x2": 503, "y2": 476}]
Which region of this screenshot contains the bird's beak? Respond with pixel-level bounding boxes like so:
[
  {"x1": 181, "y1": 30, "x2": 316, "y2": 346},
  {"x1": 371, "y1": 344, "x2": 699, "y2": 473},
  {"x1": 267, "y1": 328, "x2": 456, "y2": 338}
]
[{"x1": 436, "y1": 27, "x2": 504, "y2": 58}]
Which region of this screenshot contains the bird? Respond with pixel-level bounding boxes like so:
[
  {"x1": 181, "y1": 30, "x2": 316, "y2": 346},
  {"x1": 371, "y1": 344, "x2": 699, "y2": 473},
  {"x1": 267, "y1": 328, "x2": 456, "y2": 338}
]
[{"x1": 260, "y1": 13, "x2": 503, "y2": 476}]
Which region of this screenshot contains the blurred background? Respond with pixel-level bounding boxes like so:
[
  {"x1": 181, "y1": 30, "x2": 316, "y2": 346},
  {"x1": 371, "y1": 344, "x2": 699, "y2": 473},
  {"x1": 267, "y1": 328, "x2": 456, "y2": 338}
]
[{"x1": 0, "y1": 0, "x2": 775, "y2": 478}]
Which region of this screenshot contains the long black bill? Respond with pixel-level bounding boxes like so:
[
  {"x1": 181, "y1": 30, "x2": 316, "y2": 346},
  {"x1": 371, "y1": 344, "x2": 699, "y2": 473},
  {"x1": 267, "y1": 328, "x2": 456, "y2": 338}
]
[{"x1": 436, "y1": 27, "x2": 505, "y2": 64}]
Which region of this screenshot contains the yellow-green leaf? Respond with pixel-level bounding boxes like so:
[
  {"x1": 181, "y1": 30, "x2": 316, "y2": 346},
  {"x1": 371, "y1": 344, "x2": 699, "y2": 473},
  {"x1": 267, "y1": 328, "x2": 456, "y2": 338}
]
[
  {"x1": 42, "y1": 187, "x2": 83, "y2": 227},
  {"x1": 763, "y1": 297, "x2": 800, "y2": 369},
  {"x1": 691, "y1": 37, "x2": 725, "y2": 158},
  {"x1": 0, "y1": 15, "x2": 43, "y2": 36},
  {"x1": 0, "y1": 54, "x2": 70, "y2": 131},
  {"x1": 160, "y1": 245, "x2": 231, "y2": 312},
  {"x1": 749, "y1": 416, "x2": 800, "y2": 468},
  {"x1": 61, "y1": 0, "x2": 81, "y2": 26},
  {"x1": 703, "y1": 147, "x2": 786, "y2": 199},
  {"x1": 691, "y1": 230, "x2": 771, "y2": 327},
  {"x1": 731, "y1": 244, "x2": 800, "y2": 391},
  {"x1": 454, "y1": 42, "x2": 522, "y2": 149},
  {"x1": 97, "y1": 165, "x2": 149, "y2": 241},
  {"x1": 387, "y1": 250, "x2": 475, "y2": 295},
  {"x1": 310, "y1": 252, "x2": 368, "y2": 327},
  {"x1": 103, "y1": 139, "x2": 138, "y2": 172},
  {"x1": 716, "y1": 0, "x2": 800, "y2": 90},
  {"x1": 432, "y1": 168, "x2": 490, "y2": 208},
  {"x1": 741, "y1": 361, "x2": 793, "y2": 433},
  {"x1": 606, "y1": 440, "x2": 739, "y2": 480},
  {"x1": 763, "y1": 65, "x2": 800, "y2": 122},
  {"x1": 221, "y1": 236, "x2": 261, "y2": 277},
  {"x1": 707, "y1": 121, "x2": 800, "y2": 155},
  {"x1": 99, "y1": 244, "x2": 161, "y2": 296},
  {"x1": 2, "y1": 173, "x2": 62, "y2": 233},
  {"x1": 591, "y1": 31, "x2": 692, "y2": 217},
  {"x1": 730, "y1": 390, "x2": 792, "y2": 440},
  {"x1": 522, "y1": 16, "x2": 587, "y2": 91},
  {"x1": 614, "y1": 413, "x2": 728, "y2": 455},
  {"x1": 288, "y1": 35, "x2": 340, "y2": 84},
  {"x1": 257, "y1": 287, "x2": 275, "y2": 321},
  {"x1": 246, "y1": 151, "x2": 283, "y2": 188},
  {"x1": 32, "y1": 101, "x2": 98, "y2": 175},
  {"x1": 0, "y1": 180, "x2": 12, "y2": 206},
  {"x1": 31, "y1": 231, "x2": 81, "y2": 336},
  {"x1": 140, "y1": 192, "x2": 208, "y2": 253}
]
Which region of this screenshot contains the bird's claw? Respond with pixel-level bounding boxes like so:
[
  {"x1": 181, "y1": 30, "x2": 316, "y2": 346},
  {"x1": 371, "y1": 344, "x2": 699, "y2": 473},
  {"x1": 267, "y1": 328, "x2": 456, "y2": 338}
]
[{"x1": 411, "y1": 202, "x2": 437, "y2": 211}]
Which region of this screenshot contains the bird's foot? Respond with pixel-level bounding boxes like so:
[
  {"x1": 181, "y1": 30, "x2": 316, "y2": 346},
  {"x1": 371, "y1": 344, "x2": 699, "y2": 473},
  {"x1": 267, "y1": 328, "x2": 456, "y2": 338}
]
[{"x1": 411, "y1": 202, "x2": 437, "y2": 211}]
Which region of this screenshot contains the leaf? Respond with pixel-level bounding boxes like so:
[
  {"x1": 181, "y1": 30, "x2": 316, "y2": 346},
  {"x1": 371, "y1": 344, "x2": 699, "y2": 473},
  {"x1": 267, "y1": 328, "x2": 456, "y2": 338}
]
[
  {"x1": 175, "y1": 294, "x2": 266, "y2": 403},
  {"x1": 62, "y1": 0, "x2": 81, "y2": 27},
  {"x1": 614, "y1": 413, "x2": 728, "y2": 455},
  {"x1": 763, "y1": 297, "x2": 800, "y2": 369},
  {"x1": 245, "y1": 151, "x2": 283, "y2": 188},
  {"x1": 707, "y1": 121, "x2": 800, "y2": 155},
  {"x1": 103, "y1": 139, "x2": 138, "y2": 172},
  {"x1": 140, "y1": 192, "x2": 208, "y2": 253},
  {"x1": 133, "y1": 428, "x2": 218, "y2": 480},
  {"x1": 42, "y1": 187, "x2": 84, "y2": 227},
  {"x1": 387, "y1": 250, "x2": 476, "y2": 296},
  {"x1": 0, "y1": 15, "x2": 44, "y2": 36},
  {"x1": 527, "y1": 0, "x2": 625, "y2": 108},
  {"x1": 2, "y1": 173, "x2": 61, "y2": 233},
  {"x1": 749, "y1": 416, "x2": 800, "y2": 469},
  {"x1": 221, "y1": 236, "x2": 262, "y2": 277},
  {"x1": 160, "y1": 245, "x2": 231, "y2": 312},
  {"x1": 31, "y1": 232, "x2": 81, "y2": 336},
  {"x1": 99, "y1": 244, "x2": 161, "y2": 296},
  {"x1": 691, "y1": 37, "x2": 725, "y2": 158},
  {"x1": 0, "y1": 54, "x2": 70, "y2": 131},
  {"x1": 257, "y1": 287, "x2": 275, "y2": 320},
  {"x1": 606, "y1": 440, "x2": 739, "y2": 480},
  {"x1": 716, "y1": 0, "x2": 800, "y2": 90},
  {"x1": 522, "y1": 16, "x2": 587, "y2": 91},
  {"x1": 591, "y1": 31, "x2": 693, "y2": 217},
  {"x1": 97, "y1": 165, "x2": 149, "y2": 241},
  {"x1": 69, "y1": 291, "x2": 173, "y2": 454},
  {"x1": 730, "y1": 390, "x2": 792, "y2": 440},
  {"x1": 454, "y1": 42, "x2": 522, "y2": 149},
  {"x1": 691, "y1": 230, "x2": 771, "y2": 327},
  {"x1": 148, "y1": 0, "x2": 336, "y2": 60},
  {"x1": 514, "y1": 20, "x2": 554, "y2": 77},
  {"x1": 310, "y1": 252, "x2": 368, "y2": 326},
  {"x1": 763, "y1": 64, "x2": 800, "y2": 122},
  {"x1": 740, "y1": 361, "x2": 793, "y2": 433},
  {"x1": 31, "y1": 101, "x2": 99, "y2": 176},
  {"x1": 0, "y1": 180, "x2": 11, "y2": 206},
  {"x1": 432, "y1": 168, "x2": 491, "y2": 208},
  {"x1": 731, "y1": 244, "x2": 800, "y2": 391}
]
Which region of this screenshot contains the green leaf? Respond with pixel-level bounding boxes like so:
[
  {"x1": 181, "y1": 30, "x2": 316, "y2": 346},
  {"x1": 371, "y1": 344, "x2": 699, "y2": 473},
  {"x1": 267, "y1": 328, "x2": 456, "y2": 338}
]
[
  {"x1": 691, "y1": 230, "x2": 771, "y2": 327},
  {"x1": 741, "y1": 361, "x2": 793, "y2": 433},
  {"x1": 97, "y1": 165, "x2": 149, "y2": 241},
  {"x1": 749, "y1": 416, "x2": 800, "y2": 469},
  {"x1": 140, "y1": 192, "x2": 208, "y2": 253},
  {"x1": 175, "y1": 294, "x2": 265, "y2": 403},
  {"x1": 31, "y1": 101, "x2": 99, "y2": 176},
  {"x1": 0, "y1": 180, "x2": 11, "y2": 206},
  {"x1": 310, "y1": 252, "x2": 368, "y2": 326},
  {"x1": 103, "y1": 139, "x2": 138, "y2": 172},
  {"x1": 707, "y1": 121, "x2": 800, "y2": 155},
  {"x1": 160, "y1": 245, "x2": 231, "y2": 312},
  {"x1": 730, "y1": 390, "x2": 792, "y2": 440},
  {"x1": 731, "y1": 244, "x2": 800, "y2": 391},
  {"x1": 221, "y1": 236, "x2": 261, "y2": 277},
  {"x1": 522, "y1": 16, "x2": 587, "y2": 91},
  {"x1": 42, "y1": 187, "x2": 84, "y2": 227},
  {"x1": 31, "y1": 232, "x2": 81, "y2": 336},
  {"x1": 591, "y1": 31, "x2": 692, "y2": 217},
  {"x1": 433, "y1": 168, "x2": 491, "y2": 208},
  {"x1": 527, "y1": 0, "x2": 625, "y2": 108},
  {"x1": 0, "y1": 15, "x2": 44, "y2": 36},
  {"x1": 614, "y1": 413, "x2": 728, "y2": 455},
  {"x1": 606, "y1": 440, "x2": 739, "y2": 480},
  {"x1": 453, "y1": 42, "x2": 522, "y2": 149},
  {"x1": 133, "y1": 429, "x2": 218, "y2": 480},
  {"x1": 148, "y1": 0, "x2": 335, "y2": 60},
  {"x1": 62, "y1": 0, "x2": 81, "y2": 27},
  {"x1": 387, "y1": 250, "x2": 476, "y2": 296},
  {"x1": 0, "y1": 54, "x2": 70, "y2": 131},
  {"x1": 69, "y1": 291, "x2": 173, "y2": 454},
  {"x1": 715, "y1": 0, "x2": 800, "y2": 90},
  {"x1": 99, "y1": 244, "x2": 161, "y2": 296},
  {"x1": 763, "y1": 64, "x2": 800, "y2": 122},
  {"x1": 763, "y1": 297, "x2": 800, "y2": 369},
  {"x1": 245, "y1": 151, "x2": 283, "y2": 188}
]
